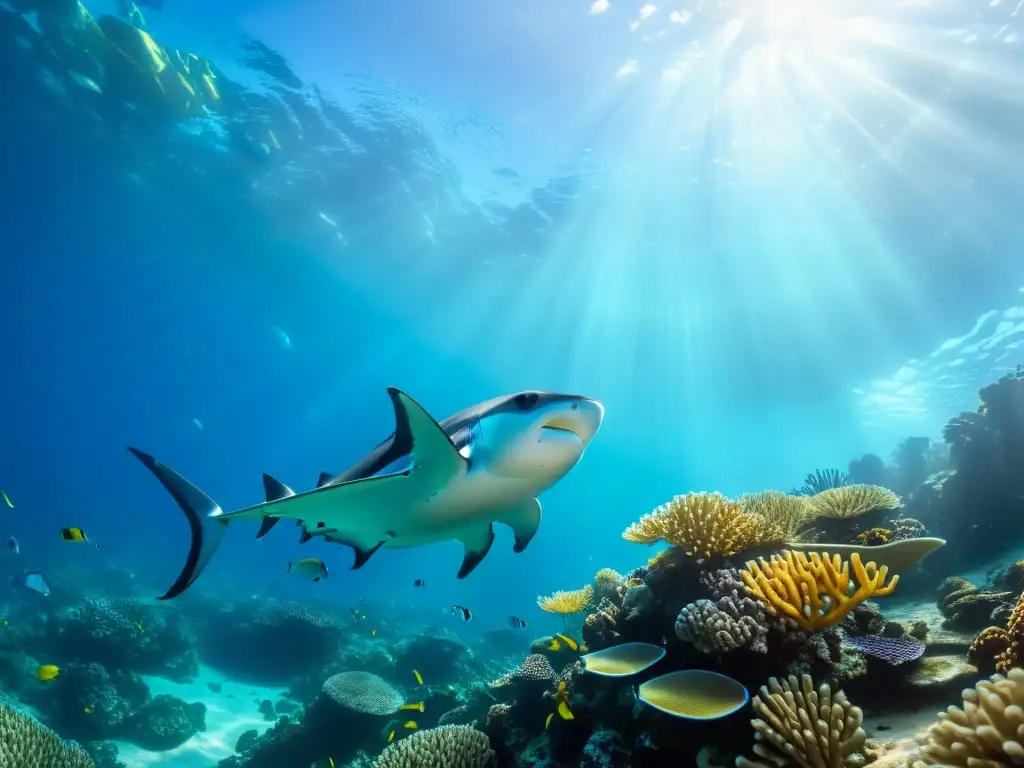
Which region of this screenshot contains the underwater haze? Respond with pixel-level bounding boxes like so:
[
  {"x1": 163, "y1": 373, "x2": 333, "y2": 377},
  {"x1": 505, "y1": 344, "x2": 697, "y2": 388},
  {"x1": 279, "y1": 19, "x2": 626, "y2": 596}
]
[{"x1": 1, "y1": 0, "x2": 1024, "y2": 766}]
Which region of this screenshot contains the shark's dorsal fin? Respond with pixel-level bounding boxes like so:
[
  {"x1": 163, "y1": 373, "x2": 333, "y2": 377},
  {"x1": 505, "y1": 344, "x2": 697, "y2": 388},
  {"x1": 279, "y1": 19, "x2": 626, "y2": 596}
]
[
  {"x1": 316, "y1": 472, "x2": 332, "y2": 488},
  {"x1": 256, "y1": 474, "x2": 295, "y2": 539},
  {"x1": 457, "y1": 524, "x2": 495, "y2": 578},
  {"x1": 387, "y1": 387, "x2": 466, "y2": 487},
  {"x1": 499, "y1": 498, "x2": 542, "y2": 553}
]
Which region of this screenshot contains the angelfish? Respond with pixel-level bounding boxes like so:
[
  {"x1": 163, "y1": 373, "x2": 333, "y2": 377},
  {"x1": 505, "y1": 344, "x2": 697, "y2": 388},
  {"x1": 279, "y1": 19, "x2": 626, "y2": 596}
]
[{"x1": 128, "y1": 388, "x2": 603, "y2": 600}]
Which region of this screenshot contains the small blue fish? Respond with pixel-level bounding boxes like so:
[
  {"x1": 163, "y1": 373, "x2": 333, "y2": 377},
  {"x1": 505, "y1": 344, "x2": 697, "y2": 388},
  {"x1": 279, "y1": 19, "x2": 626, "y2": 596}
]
[{"x1": 7, "y1": 537, "x2": 18, "y2": 555}]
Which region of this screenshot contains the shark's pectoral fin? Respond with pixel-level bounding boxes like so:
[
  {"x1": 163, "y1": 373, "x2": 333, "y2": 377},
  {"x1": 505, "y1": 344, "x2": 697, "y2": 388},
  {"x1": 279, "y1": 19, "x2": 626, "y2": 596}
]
[
  {"x1": 457, "y1": 524, "x2": 495, "y2": 579},
  {"x1": 257, "y1": 474, "x2": 295, "y2": 539},
  {"x1": 499, "y1": 498, "x2": 542, "y2": 553},
  {"x1": 345, "y1": 539, "x2": 386, "y2": 569},
  {"x1": 388, "y1": 387, "x2": 467, "y2": 491}
]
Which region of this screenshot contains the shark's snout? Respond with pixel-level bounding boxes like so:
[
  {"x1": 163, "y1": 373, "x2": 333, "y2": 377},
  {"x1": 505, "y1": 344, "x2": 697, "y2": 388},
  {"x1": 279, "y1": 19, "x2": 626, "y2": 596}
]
[{"x1": 543, "y1": 397, "x2": 604, "y2": 447}]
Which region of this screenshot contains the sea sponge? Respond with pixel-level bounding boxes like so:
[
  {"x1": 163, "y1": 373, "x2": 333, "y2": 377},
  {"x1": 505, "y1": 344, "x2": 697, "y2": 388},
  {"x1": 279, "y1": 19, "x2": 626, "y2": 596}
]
[
  {"x1": 740, "y1": 551, "x2": 898, "y2": 632},
  {"x1": 913, "y1": 667, "x2": 1024, "y2": 767},
  {"x1": 740, "y1": 490, "x2": 814, "y2": 542},
  {"x1": 623, "y1": 492, "x2": 783, "y2": 560},
  {"x1": 735, "y1": 674, "x2": 866, "y2": 768},
  {"x1": 805, "y1": 485, "x2": 900, "y2": 519},
  {"x1": 0, "y1": 702, "x2": 94, "y2": 767},
  {"x1": 372, "y1": 724, "x2": 494, "y2": 768},
  {"x1": 321, "y1": 671, "x2": 405, "y2": 715},
  {"x1": 537, "y1": 585, "x2": 594, "y2": 615}
]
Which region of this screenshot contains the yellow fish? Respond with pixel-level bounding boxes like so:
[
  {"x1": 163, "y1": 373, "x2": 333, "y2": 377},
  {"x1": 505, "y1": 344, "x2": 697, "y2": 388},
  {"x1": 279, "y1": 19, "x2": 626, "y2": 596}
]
[
  {"x1": 412, "y1": 669, "x2": 423, "y2": 685},
  {"x1": 547, "y1": 638, "x2": 561, "y2": 651},
  {"x1": 555, "y1": 634, "x2": 579, "y2": 651},
  {"x1": 84, "y1": 707, "x2": 94, "y2": 714},
  {"x1": 371, "y1": 629, "x2": 377, "y2": 637},
  {"x1": 554, "y1": 680, "x2": 573, "y2": 720},
  {"x1": 558, "y1": 700, "x2": 574, "y2": 720},
  {"x1": 1, "y1": 491, "x2": 12, "y2": 508},
  {"x1": 37, "y1": 664, "x2": 59, "y2": 682},
  {"x1": 387, "y1": 730, "x2": 395, "y2": 744},
  {"x1": 135, "y1": 622, "x2": 144, "y2": 631},
  {"x1": 400, "y1": 702, "x2": 424, "y2": 713},
  {"x1": 403, "y1": 721, "x2": 417, "y2": 729},
  {"x1": 61, "y1": 528, "x2": 98, "y2": 548},
  {"x1": 545, "y1": 712, "x2": 554, "y2": 730}
]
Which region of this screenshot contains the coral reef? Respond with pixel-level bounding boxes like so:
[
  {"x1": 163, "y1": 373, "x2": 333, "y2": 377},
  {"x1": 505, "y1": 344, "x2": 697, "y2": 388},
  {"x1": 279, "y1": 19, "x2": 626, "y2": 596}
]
[
  {"x1": 675, "y1": 597, "x2": 768, "y2": 654},
  {"x1": 371, "y1": 724, "x2": 494, "y2": 767},
  {"x1": 735, "y1": 674, "x2": 867, "y2": 768},
  {"x1": 841, "y1": 634, "x2": 924, "y2": 665},
  {"x1": 740, "y1": 551, "x2": 898, "y2": 631},
  {"x1": 0, "y1": 702, "x2": 93, "y2": 767},
  {"x1": 914, "y1": 667, "x2": 1024, "y2": 767},
  {"x1": 804, "y1": 484, "x2": 900, "y2": 520}
]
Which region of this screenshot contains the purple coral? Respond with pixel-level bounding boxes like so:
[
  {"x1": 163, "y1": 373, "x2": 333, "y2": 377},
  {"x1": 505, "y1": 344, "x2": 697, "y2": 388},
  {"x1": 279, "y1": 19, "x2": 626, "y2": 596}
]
[{"x1": 843, "y1": 634, "x2": 925, "y2": 664}]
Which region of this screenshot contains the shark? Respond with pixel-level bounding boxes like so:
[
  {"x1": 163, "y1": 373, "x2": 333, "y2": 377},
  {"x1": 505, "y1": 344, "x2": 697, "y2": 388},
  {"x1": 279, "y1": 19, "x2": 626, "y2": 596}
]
[{"x1": 129, "y1": 387, "x2": 604, "y2": 600}]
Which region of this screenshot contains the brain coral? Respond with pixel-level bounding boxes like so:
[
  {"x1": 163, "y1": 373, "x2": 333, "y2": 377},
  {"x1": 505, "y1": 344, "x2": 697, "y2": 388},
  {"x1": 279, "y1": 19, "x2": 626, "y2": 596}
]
[
  {"x1": 321, "y1": 671, "x2": 405, "y2": 715},
  {"x1": 0, "y1": 702, "x2": 93, "y2": 767},
  {"x1": 373, "y1": 724, "x2": 494, "y2": 768}
]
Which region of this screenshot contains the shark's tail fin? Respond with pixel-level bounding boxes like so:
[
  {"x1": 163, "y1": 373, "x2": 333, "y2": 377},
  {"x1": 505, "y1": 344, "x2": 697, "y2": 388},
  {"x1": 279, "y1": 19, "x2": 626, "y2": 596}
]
[{"x1": 128, "y1": 447, "x2": 229, "y2": 601}]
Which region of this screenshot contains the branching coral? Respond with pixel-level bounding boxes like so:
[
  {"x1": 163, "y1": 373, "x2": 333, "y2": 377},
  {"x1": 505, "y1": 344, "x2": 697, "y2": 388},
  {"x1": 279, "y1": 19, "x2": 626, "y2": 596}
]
[
  {"x1": 805, "y1": 485, "x2": 900, "y2": 520},
  {"x1": 913, "y1": 668, "x2": 1024, "y2": 767},
  {"x1": 741, "y1": 491, "x2": 814, "y2": 542},
  {"x1": 537, "y1": 585, "x2": 593, "y2": 615},
  {"x1": 623, "y1": 492, "x2": 784, "y2": 561},
  {"x1": 372, "y1": 724, "x2": 494, "y2": 768},
  {"x1": 0, "y1": 703, "x2": 93, "y2": 767},
  {"x1": 740, "y1": 551, "x2": 898, "y2": 632},
  {"x1": 735, "y1": 674, "x2": 866, "y2": 768}
]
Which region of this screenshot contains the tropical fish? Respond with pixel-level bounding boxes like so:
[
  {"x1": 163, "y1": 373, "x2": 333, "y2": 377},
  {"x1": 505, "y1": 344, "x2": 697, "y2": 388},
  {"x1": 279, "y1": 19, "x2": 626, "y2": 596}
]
[
  {"x1": 60, "y1": 528, "x2": 98, "y2": 548},
  {"x1": 1, "y1": 491, "x2": 12, "y2": 508},
  {"x1": 413, "y1": 669, "x2": 423, "y2": 685},
  {"x1": 286, "y1": 557, "x2": 328, "y2": 582},
  {"x1": 555, "y1": 634, "x2": 578, "y2": 651},
  {"x1": 129, "y1": 388, "x2": 603, "y2": 599},
  {"x1": 400, "y1": 702, "x2": 424, "y2": 712},
  {"x1": 413, "y1": 579, "x2": 426, "y2": 588},
  {"x1": 450, "y1": 605, "x2": 472, "y2": 622},
  {"x1": 403, "y1": 721, "x2": 417, "y2": 729},
  {"x1": 637, "y1": 670, "x2": 749, "y2": 720},
  {"x1": 579, "y1": 642, "x2": 666, "y2": 677},
  {"x1": 544, "y1": 712, "x2": 554, "y2": 729},
  {"x1": 37, "y1": 664, "x2": 59, "y2": 681},
  {"x1": 7, "y1": 537, "x2": 18, "y2": 555},
  {"x1": 387, "y1": 730, "x2": 395, "y2": 744},
  {"x1": 84, "y1": 707, "x2": 94, "y2": 714},
  {"x1": 371, "y1": 629, "x2": 377, "y2": 637},
  {"x1": 509, "y1": 616, "x2": 527, "y2": 629},
  {"x1": 24, "y1": 571, "x2": 50, "y2": 596},
  {"x1": 553, "y1": 681, "x2": 573, "y2": 720}
]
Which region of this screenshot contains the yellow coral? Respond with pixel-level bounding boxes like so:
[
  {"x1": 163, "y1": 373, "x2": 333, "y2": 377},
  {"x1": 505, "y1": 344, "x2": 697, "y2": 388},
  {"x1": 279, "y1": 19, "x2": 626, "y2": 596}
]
[
  {"x1": 537, "y1": 585, "x2": 593, "y2": 615},
  {"x1": 739, "y1": 490, "x2": 813, "y2": 542},
  {"x1": 805, "y1": 484, "x2": 900, "y2": 519},
  {"x1": 740, "y1": 551, "x2": 898, "y2": 631},
  {"x1": 623, "y1": 492, "x2": 783, "y2": 561}
]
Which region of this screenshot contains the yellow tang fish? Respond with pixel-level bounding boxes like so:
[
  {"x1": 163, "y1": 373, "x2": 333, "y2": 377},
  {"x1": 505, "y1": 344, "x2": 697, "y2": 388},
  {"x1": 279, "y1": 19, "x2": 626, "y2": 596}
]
[
  {"x1": 37, "y1": 664, "x2": 59, "y2": 682},
  {"x1": 403, "y1": 721, "x2": 417, "y2": 729},
  {"x1": 412, "y1": 669, "x2": 423, "y2": 685},
  {"x1": 387, "y1": 730, "x2": 395, "y2": 744},
  {"x1": 400, "y1": 702, "x2": 424, "y2": 712}
]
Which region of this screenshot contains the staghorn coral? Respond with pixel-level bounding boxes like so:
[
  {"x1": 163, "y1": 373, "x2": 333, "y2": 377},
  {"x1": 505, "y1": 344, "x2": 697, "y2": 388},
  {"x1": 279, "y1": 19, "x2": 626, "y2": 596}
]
[
  {"x1": 741, "y1": 551, "x2": 898, "y2": 632},
  {"x1": 735, "y1": 674, "x2": 866, "y2": 768},
  {"x1": 372, "y1": 724, "x2": 493, "y2": 768},
  {"x1": 488, "y1": 654, "x2": 555, "y2": 689},
  {"x1": 741, "y1": 491, "x2": 814, "y2": 542},
  {"x1": 913, "y1": 667, "x2": 1024, "y2": 767},
  {"x1": 675, "y1": 597, "x2": 768, "y2": 654},
  {"x1": 536, "y1": 585, "x2": 593, "y2": 615},
  {"x1": 0, "y1": 702, "x2": 94, "y2": 767},
  {"x1": 321, "y1": 672, "x2": 405, "y2": 715},
  {"x1": 805, "y1": 485, "x2": 900, "y2": 520},
  {"x1": 623, "y1": 491, "x2": 783, "y2": 561}
]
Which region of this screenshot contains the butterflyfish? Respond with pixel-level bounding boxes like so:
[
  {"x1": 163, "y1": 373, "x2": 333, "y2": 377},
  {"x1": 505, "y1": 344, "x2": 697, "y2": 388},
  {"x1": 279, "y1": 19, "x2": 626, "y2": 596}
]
[
  {"x1": 37, "y1": 664, "x2": 59, "y2": 681},
  {"x1": 413, "y1": 579, "x2": 425, "y2": 587},
  {"x1": 450, "y1": 605, "x2": 471, "y2": 621},
  {"x1": 580, "y1": 642, "x2": 666, "y2": 677},
  {"x1": 509, "y1": 616, "x2": 527, "y2": 629},
  {"x1": 60, "y1": 528, "x2": 98, "y2": 548},
  {"x1": 637, "y1": 670, "x2": 749, "y2": 720}
]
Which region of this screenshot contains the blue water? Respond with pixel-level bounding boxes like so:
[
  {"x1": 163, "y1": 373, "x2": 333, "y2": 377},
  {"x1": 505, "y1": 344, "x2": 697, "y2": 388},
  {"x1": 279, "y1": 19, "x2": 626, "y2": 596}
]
[{"x1": 1, "y1": 0, "x2": 1024, "y2": 764}]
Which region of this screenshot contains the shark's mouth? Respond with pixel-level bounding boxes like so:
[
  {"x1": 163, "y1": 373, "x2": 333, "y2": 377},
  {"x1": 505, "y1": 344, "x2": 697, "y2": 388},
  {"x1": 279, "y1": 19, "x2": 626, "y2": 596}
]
[{"x1": 538, "y1": 424, "x2": 582, "y2": 444}]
